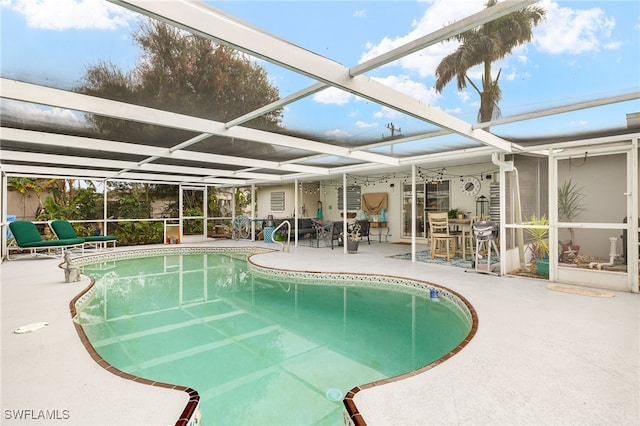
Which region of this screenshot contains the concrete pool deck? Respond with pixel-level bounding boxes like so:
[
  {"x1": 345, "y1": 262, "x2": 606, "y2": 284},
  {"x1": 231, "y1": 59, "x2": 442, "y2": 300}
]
[{"x1": 1, "y1": 238, "x2": 639, "y2": 425}]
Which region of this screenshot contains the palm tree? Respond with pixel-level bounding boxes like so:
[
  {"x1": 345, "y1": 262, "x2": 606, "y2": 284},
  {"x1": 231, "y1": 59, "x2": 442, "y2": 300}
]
[{"x1": 434, "y1": 0, "x2": 545, "y2": 124}]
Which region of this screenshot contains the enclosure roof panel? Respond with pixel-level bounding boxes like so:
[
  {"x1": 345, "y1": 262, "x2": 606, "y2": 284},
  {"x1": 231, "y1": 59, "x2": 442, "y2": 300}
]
[{"x1": 1, "y1": 1, "x2": 638, "y2": 186}]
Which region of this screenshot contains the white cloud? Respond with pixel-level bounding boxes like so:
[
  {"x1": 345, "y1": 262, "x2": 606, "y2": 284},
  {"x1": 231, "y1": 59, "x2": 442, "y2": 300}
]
[
  {"x1": 355, "y1": 120, "x2": 377, "y2": 129},
  {"x1": 313, "y1": 87, "x2": 352, "y2": 105},
  {"x1": 604, "y1": 41, "x2": 621, "y2": 50},
  {"x1": 373, "y1": 107, "x2": 406, "y2": 120},
  {"x1": 353, "y1": 9, "x2": 366, "y2": 18},
  {"x1": 456, "y1": 91, "x2": 470, "y2": 103},
  {"x1": 313, "y1": 74, "x2": 440, "y2": 110},
  {"x1": 359, "y1": 0, "x2": 485, "y2": 78},
  {"x1": 359, "y1": 0, "x2": 622, "y2": 88},
  {"x1": 1, "y1": 0, "x2": 136, "y2": 30},
  {"x1": 371, "y1": 74, "x2": 440, "y2": 105},
  {"x1": 535, "y1": 0, "x2": 619, "y2": 54},
  {"x1": 325, "y1": 128, "x2": 350, "y2": 142},
  {"x1": 0, "y1": 99, "x2": 88, "y2": 127},
  {"x1": 513, "y1": 44, "x2": 529, "y2": 64}
]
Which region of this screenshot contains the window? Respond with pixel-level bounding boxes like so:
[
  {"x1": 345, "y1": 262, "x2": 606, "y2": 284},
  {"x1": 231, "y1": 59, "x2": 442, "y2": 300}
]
[
  {"x1": 337, "y1": 185, "x2": 361, "y2": 210},
  {"x1": 270, "y1": 191, "x2": 285, "y2": 212},
  {"x1": 425, "y1": 181, "x2": 450, "y2": 214}
]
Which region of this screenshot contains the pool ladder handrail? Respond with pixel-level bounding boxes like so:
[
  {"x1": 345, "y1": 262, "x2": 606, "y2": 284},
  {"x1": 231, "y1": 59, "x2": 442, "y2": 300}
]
[{"x1": 272, "y1": 220, "x2": 291, "y2": 252}]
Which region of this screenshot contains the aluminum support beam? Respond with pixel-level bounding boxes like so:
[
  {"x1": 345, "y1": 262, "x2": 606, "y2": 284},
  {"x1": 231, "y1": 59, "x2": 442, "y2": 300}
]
[
  {"x1": 0, "y1": 79, "x2": 398, "y2": 167},
  {"x1": 111, "y1": 0, "x2": 516, "y2": 153}
]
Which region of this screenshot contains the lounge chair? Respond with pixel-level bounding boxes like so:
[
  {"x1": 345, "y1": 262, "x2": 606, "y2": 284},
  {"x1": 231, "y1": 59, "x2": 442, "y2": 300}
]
[
  {"x1": 49, "y1": 220, "x2": 117, "y2": 250},
  {"x1": 7, "y1": 221, "x2": 85, "y2": 260}
]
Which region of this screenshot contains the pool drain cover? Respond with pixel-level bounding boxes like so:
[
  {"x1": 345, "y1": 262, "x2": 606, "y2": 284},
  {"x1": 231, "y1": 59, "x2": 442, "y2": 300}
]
[{"x1": 325, "y1": 388, "x2": 342, "y2": 401}]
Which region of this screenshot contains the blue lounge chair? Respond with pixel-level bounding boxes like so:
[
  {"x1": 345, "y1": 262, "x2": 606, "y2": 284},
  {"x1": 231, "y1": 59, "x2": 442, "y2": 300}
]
[
  {"x1": 8, "y1": 221, "x2": 85, "y2": 260},
  {"x1": 49, "y1": 220, "x2": 117, "y2": 250}
]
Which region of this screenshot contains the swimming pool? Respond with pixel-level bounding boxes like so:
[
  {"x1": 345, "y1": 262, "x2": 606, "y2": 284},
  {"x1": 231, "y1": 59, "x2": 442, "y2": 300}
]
[{"x1": 72, "y1": 248, "x2": 475, "y2": 425}]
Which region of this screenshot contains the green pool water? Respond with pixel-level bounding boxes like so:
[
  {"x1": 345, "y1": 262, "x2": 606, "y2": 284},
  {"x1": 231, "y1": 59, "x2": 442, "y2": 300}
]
[{"x1": 77, "y1": 253, "x2": 470, "y2": 425}]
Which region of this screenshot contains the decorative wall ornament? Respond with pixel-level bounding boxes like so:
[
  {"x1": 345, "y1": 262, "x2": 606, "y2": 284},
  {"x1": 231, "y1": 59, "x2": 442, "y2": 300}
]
[
  {"x1": 461, "y1": 176, "x2": 481, "y2": 197},
  {"x1": 362, "y1": 192, "x2": 388, "y2": 214}
]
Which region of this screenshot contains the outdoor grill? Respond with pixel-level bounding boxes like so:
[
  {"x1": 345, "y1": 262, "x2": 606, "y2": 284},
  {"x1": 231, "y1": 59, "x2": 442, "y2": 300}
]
[
  {"x1": 472, "y1": 220, "x2": 499, "y2": 241},
  {"x1": 472, "y1": 220, "x2": 500, "y2": 274}
]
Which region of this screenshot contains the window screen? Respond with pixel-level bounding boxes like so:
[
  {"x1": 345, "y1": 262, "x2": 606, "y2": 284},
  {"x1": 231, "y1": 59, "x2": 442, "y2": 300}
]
[
  {"x1": 337, "y1": 185, "x2": 361, "y2": 210},
  {"x1": 270, "y1": 191, "x2": 285, "y2": 211}
]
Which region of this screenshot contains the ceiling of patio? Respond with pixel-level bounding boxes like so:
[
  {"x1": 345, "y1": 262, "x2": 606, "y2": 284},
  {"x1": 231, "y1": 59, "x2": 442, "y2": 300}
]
[{"x1": 1, "y1": 0, "x2": 639, "y2": 187}]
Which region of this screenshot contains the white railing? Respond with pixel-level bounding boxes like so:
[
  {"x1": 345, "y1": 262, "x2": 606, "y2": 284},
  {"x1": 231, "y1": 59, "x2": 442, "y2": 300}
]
[{"x1": 272, "y1": 220, "x2": 291, "y2": 252}]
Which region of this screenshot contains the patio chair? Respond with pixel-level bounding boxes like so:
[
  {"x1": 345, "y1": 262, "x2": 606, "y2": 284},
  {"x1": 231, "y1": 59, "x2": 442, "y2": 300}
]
[
  {"x1": 428, "y1": 212, "x2": 456, "y2": 260},
  {"x1": 330, "y1": 221, "x2": 344, "y2": 249},
  {"x1": 310, "y1": 219, "x2": 330, "y2": 247},
  {"x1": 49, "y1": 220, "x2": 117, "y2": 250},
  {"x1": 7, "y1": 221, "x2": 85, "y2": 260},
  {"x1": 355, "y1": 220, "x2": 371, "y2": 244}
]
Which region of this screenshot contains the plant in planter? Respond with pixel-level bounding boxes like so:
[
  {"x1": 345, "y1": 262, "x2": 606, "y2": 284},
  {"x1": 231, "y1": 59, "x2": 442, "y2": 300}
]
[
  {"x1": 447, "y1": 208, "x2": 459, "y2": 219},
  {"x1": 558, "y1": 179, "x2": 586, "y2": 261},
  {"x1": 525, "y1": 214, "x2": 549, "y2": 277},
  {"x1": 346, "y1": 222, "x2": 362, "y2": 254}
]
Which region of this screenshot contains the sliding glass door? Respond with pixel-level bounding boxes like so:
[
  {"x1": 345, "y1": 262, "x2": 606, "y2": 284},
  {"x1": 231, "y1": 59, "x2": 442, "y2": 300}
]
[{"x1": 402, "y1": 181, "x2": 450, "y2": 239}]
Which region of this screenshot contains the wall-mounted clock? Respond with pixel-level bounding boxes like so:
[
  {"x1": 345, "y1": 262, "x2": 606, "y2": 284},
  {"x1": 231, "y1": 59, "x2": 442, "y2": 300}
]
[{"x1": 461, "y1": 176, "x2": 481, "y2": 196}]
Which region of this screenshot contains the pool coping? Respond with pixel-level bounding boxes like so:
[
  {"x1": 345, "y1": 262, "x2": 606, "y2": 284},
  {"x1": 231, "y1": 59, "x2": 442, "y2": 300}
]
[{"x1": 70, "y1": 246, "x2": 478, "y2": 426}]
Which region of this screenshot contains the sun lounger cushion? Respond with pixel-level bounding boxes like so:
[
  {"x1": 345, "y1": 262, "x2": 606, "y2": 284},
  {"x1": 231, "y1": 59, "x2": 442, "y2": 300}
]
[
  {"x1": 50, "y1": 220, "x2": 117, "y2": 243},
  {"x1": 9, "y1": 221, "x2": 85, "y2": 248}
]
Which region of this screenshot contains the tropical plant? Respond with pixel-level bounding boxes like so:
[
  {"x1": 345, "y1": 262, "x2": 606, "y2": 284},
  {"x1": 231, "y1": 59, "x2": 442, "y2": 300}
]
[
  {"x1": 113, "y1": 221, "x2": 164, "y2": 246},
  {"x1": 35, "y1": 180, "x2": 102, "y2": 221},
  {"x1": 434, "y1": 0, "x2": 546, "y2": 124},
  {"x1": 37, "y1": 196, "x2": 77, "y2": 221},
  {"x1": 183, "y1": 207, "x2": 204, "y2": 234},
  {"x1": 525, "y1": 214, "x2": 549, "y2": 261},
  {"x1": 557, "y1": 179, "x2": 586, "y2": 245},
  {"x1": 77, "y1": 20, "x2": 282, "y2": 144},
  {"x1": 7, "y1": 177, "x2": 55, "y2": 218},
  {"x1": 113, "y1": 193, "x2": 152, "y2": 220},
  {"x1": 347, "y1": 222, "x2": 362, "y2": 242},
  {"x1": 234, "y1": 188, "x2": 253, "y2": 215}
]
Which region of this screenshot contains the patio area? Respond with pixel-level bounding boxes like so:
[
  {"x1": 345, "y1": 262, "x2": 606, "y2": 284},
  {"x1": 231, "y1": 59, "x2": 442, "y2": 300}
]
[{"x1": 1, "y1": 238, "x2": 638, "y2": 425}]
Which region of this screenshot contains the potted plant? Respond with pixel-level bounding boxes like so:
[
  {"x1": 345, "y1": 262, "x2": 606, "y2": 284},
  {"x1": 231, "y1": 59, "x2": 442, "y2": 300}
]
[
  {"x1": 346, "y1": 222, "x2": 362, "y2": 254},
  {"x1": 447, "y1": 208, "x2": 459, "y2": 219},
  {"x1": 525, "y1": 214, "x2": 549, "y2": 277},
  {"x1": 558, "y1": 179, "x2": 586, "y2": 261}
]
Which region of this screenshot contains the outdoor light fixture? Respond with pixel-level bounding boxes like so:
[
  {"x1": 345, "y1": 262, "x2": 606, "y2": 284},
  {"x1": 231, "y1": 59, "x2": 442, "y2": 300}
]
[{"x1": 476, "y1": 195, "x2": 489, "y2": 218}]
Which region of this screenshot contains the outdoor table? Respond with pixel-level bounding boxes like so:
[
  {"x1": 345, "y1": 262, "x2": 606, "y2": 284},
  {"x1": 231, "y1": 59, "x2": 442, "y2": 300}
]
[
  {"x1": 448, "y1": 218, "x2": 472, "y2": 259},
  {"x1": 369, "y1": 221, "x2": 389, "y2": 243}
]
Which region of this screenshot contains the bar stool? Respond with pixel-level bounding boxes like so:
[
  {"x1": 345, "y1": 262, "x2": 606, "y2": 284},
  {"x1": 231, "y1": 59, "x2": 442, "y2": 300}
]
[{"x1": 428, "y1": 212, "x2": 456, "y2": 260}]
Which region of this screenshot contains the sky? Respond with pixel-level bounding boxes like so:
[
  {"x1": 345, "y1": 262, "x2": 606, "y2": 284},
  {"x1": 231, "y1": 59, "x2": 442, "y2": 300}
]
[{"x1": 1, "y1": 0, "x2": 639, "y2": 146}]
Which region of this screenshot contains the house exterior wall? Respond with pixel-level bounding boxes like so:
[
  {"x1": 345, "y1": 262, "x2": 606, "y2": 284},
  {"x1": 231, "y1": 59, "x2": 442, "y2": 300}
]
[
  {"x1": 255, "y1": 162, "x2": 498, "y2": 244},
  {"x1": 7, "y1": 190, "x2": 48, "y2": 220},
  {"x1": 256, "y1": 184, "x2": 297, "y2": 220}
]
